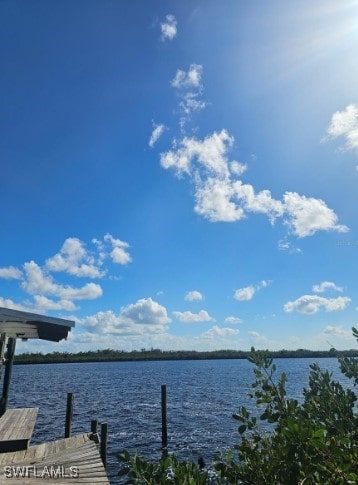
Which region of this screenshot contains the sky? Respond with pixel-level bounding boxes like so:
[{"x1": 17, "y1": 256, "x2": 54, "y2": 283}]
[{"x1": 1, "y1": 0, "x2": 358, "y2": 353}]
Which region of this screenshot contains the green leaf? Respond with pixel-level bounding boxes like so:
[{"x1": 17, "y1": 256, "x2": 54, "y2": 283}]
[{"x1": 312, "y1": 428, "x2": 325, "y2": 439}]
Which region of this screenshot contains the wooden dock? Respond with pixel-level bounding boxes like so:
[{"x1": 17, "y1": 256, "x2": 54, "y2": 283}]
[
  {"x1": 0, "y1": 408, "x2": 38, "y2": 453},
  {"x1": 0, "y1": 433, "x2": 109, "y2": 484},
  {"x1": 0, "y1": 311, "x2": 110, "y2": 483}
]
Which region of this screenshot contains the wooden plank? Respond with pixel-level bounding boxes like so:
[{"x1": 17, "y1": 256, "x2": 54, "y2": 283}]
[
  {"x1": 0, "y1": 434, "x2": 109, "y2": 484},
  {"x1": 0, "y1": 409, "x2": 38, "y2": 441},
  {"x1": 0, "y1": 408, "x2": 38, "y2": 452}
]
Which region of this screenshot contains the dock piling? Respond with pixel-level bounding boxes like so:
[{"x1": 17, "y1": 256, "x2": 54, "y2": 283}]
[
  {"x1": 65, "y1": 392, "x2": 74, "y2": 438},
  {"x1": 161, "y1": 384, "x2": 168, "y2": 454},
  {"x1": 100, "y1": 422, "x2": 108, "y2": 468},
  {"x1": 0, "y1": 337, "x2": 16, "y2": 416},
  {"x1": 91, "y1": 419, "x2": 98, "y2": 434}
]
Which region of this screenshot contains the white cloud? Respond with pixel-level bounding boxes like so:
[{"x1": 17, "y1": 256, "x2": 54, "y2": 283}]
[
  {"x1": 160, "y1": 14, "x2": 177, "y2": 42},
  {"x1": 171, "y1": 64, "x2": 203, "y2": 90},
  {"x1": 170, "y1": 64, "x2": 206, "y2": 126},
  {"x1": 258, "y1": 280, "x2": 271, "y2": 289},
  {"x1": 234, "y1": 286, "x2": 255, "y2": 301},
  {"x1": 248, "y1": 331, "x2": 271, "y2": 346},
  {"x1": 184, "y1": 290, "x2": 203, "y2": 302},
  {"x1": 312, "y1": 281, "x2": 343, "y2": 293},
  {"x1": 234, "y1": 280, "x2": 271, "y2": 302},
  {"x1": 22, "y1": 261, "x2": 102, "y2": 301},
  {"x1": 0, "y1": 266, "x2": 23, "y2": 280},
  {"x1": 173, "y1": 309, "x2": 214, "y2": 323},
  {"x1": 235, "y1": 181, "x2": 284, "y2": 222},
  {"x1": 103, "y1": 234, "x2": 132, "y2": 265},
  {"x1": 180, "y1": 93, "x2": 206, "y2": 115},
  {"x1": 46, "y1": 237, "x2": 105, "y2": 278},
  {"x1": 160, "y1": 129, "x2": 347, "y2": 237},
  {"x1": 230, "y1": 161, "x2": 247, "y2": 176},
  {"x1": 203, "y1": 325, "x2": 239, "y2": 338},
  {"x1": 0, "y1": 297, "x2": 29, "y2": 312},
  {"x1": 80, "y1": 298, "x2": 170, "y2": 335},
  {"x1": 283, "y1": 192, "x2": 348, "y2": 238},
  {"x1": 32, "y1": 295, "x2": 78, "y2": 312},
  {"x1": 324, "y1": 325, "x2": 352, "y2": 339},
  {"x1": 326, "y1": 104, "x2": 358, "y2": 151},
  {"x1": 46, "y1": 234, "x2": 132, "y2": 279},
  {"x1": 284, "y1": 294, "x2": 351, "y2": 314},
  {"x1": 81, "y1": 311, "x2": 160, "y2": 336},
  {"x1": 224, "y1": 316, "x2": 243, "y2": 324},
  {"x1": 161, "y1": 130, "x2": 232, "y2": 178},
  {"x1": 121, "y1": 297, "x2": 171, "y2": 325},
  {"x1": 149, "y1": 123, "x2": 166, "y2": 148},
  {"x1": 278, "y1": 239, "x2": 302, "y2": 253},
  {"x1": 195, "y1": 175, "x2": 284, "y2": 226},
  {"x1": 195, "y1": 177, "x2": 246, "y2": 222}
]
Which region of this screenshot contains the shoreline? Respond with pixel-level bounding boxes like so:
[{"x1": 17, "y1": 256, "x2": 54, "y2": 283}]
[{"x1": 13, "y1": 348, "x2": 358, "y2": 365}]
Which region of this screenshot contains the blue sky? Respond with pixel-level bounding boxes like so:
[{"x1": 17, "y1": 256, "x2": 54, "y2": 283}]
[{"x1": 1, "y1": 0, "x2": 357, "y2": 353}]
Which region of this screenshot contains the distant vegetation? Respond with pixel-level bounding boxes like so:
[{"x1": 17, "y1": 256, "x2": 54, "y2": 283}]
[{"x1": 14, "y1": 347, "x2": 358, "y2": 365}]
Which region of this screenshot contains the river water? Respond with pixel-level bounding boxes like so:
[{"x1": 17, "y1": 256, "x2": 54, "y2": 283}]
[{"x1": 9, "y1": 358, "x2": 348, "y2": 484}]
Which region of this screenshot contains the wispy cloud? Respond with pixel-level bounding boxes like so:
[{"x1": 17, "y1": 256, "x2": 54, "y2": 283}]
[
  {"x1": 324, "y1": 325, "x2": 352, "y2": 339},
  {"x1": 325, "y1": 104, "x2": 358, "y2": 151},
  {"x1": 171, "y1": 64, "x2": 203, "y2": 90},
  {"x1": 0, "y1": 297, "x2": 29, "y2": 312},
  {"x1": 160, "y1": 14, "x2": 177, "y2": 42},
  {"x1": 248, "y1": 330, "x2": 271, "y2": 347},
  {"x1": 278, "y1": 238, "x2": 302, "y2": 254},
  {"x1": 149, "y1": 122, "x2": 166, "y2": 148},
  {"x1": 224, "y1": 316, "x2": 243, "y2": 324},
  {"x1": 234, "y1": 280, "x2": 271, "y2": 301},
  {"x1": 171, "y1": 64, "x2": 207, "y2": 129},
  {"x1": 312, "y1": 281, "x2": 343, "y2": 293},
  {"x1": 203, "y1": 325, "x2": 239, "y2": 338}
]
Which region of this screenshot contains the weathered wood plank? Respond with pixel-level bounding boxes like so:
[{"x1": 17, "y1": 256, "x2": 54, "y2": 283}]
[
  {"x1": 0, "y1": 433, "x2": 109, "y2": 484},
  {"x1": 0, "y1": 408, "x2": 38, "y2": 452}
]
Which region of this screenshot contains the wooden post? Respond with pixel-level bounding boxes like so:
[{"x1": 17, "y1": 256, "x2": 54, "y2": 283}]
[
  {"x1": 0, "y1": 337, "x2": 16, "y2": 416},
  {"x1": 91, "y1": 419, "x2": 98, "y2": 434},
  {"x1": 65, "y1": 392, "x2": 74, "y2": 438},
  {"x1": 100, "y1": 422, "x2": 108, "y2": 468},
  {"x1": 0, "y1": 333, "x2": 6, "y2": 380},
  {"x1": 161, "y1": 384, "x2": 168, "y2": 454}
]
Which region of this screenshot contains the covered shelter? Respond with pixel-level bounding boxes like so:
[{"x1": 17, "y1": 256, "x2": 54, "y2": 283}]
[{"x1": 0, "y1": 307, "x2": 75, "y2": 417}]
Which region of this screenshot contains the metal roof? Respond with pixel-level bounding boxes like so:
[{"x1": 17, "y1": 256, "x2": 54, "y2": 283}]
[{"x1": 0, "y1": 308, "x2": 75, "y2": 342}]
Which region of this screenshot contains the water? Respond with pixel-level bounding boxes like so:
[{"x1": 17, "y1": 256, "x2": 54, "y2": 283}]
[{"x1": 8, "y1": 358, "x2": 348, "y2": 484}]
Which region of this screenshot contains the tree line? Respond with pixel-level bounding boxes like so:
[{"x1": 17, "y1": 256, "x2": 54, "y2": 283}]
[{"x1": 13, "y1": 346, "x2": 358, "y2": 365}]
